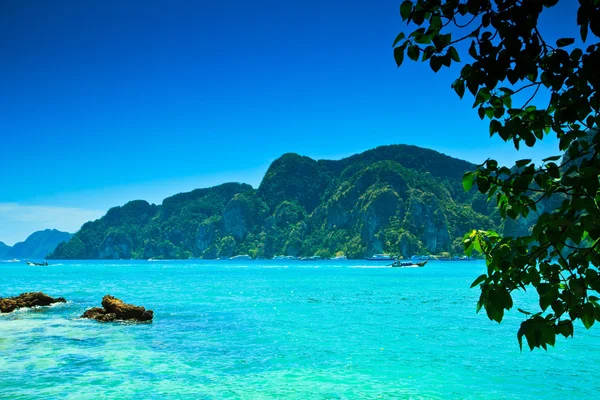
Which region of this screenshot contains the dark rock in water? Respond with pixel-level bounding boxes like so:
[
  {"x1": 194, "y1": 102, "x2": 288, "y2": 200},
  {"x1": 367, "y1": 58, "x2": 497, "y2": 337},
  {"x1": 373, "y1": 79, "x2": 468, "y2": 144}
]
[
  {"x1": 81, "y1": 307, "x2": 116, "y2": 322},
  {"x1": 81, "y1": 295, "x2": 153, "y2": 322},
  {"x1": 0, "y1": 292, "x2": 66, "y2": 313},
  {"x1": 101, "y1": 295, "x2": 154, "y2": 321}
]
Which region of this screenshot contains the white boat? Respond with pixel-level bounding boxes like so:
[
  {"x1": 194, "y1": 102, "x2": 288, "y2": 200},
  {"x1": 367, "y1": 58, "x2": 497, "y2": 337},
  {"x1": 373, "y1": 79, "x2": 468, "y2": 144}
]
[
  {"x1": 26, "y1": 260, "x2": 48, "y2": 266},
  {"x1": 230, "y1": 255, "x2": 253, "y2": 260},
  {"x1": 300, "y1": 255, "x2": 322, "y2": 261},
  {"x1": 365, "y1": 254, "x2": 395, "y2": 261},
  {"x1": 331, "y1": 255, "x2": 347, "y2": 260},
  {"x1": 273, "y1": 255, "x2": 300, "y2": 260}
]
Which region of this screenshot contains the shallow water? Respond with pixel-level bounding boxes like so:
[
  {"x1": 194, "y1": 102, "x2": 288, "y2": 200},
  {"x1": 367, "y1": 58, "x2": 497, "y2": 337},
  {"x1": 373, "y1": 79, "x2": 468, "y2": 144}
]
[{"x1": 1, "y1": 260, "x2": 598, "y2": 399}]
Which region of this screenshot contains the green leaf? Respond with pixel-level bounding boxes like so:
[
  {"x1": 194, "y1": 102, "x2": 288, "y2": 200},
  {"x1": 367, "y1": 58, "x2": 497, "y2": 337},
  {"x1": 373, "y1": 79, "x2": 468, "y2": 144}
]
[
  {"x1": 466, "y1": 79, "x2": 478, "y2": 96},
  {"x1": 485, "y1": 230, "x2": 499, "y2": 238},
  {"x1": 582, "y1": 302, "x2": 595, "y2": 329},
  {"x1": 570, "y1": 48, "x2": 583, "y2": 61},
  {"x1": 392, "y1": 32, "x2": 405, "y2": 47},
  {"x1": 452, "y1": 78, "x2": 465, "y2": 99},
  {"x1": 462, "y1": 171, "x2": 476, "y2": 191},
  {"x1": 489, "y1": 120, "x2": 501, "y2": 136},
  {"x1": 430, "y1": 55, "x2": 442, "y2": 73},
  {"x1": 537, "y1": 283, "x2": 555, "y2": 311},
  {"x1": 400, "y1": 1, "x2": 413, "y2": 21},
  {"x1": 515, "y1": 159, "x2": 532, "y2": 168},
  {"x1": 487, "y1": 288, "x2": 510, "y2": 323},
  {"x1": 581, "y1": 23, "x2": 588, "y2": 42},
  {"x1": 556, "y1": 38, "x2": 575, "y2": 47},
  {"x1": 468, "y1": 41, "x2": 478, "y2": 58},
  {"x1": 542, "y1": 155, "x2": 561, "y2": 162},
  {"x1": 422, "y1": 46, "x2": 435, "y2": 61},
  {"x1": 557, "y1": 320, "x2": 574, "y2": 338},
  {"x1": 471, "y1": 274, "x2": 487, "y2": 288},
  {"x1": 441, "y1": 54, "x2": 452, "y2": 67},
  {"x1": 407, "y1": 45, "x2": 420, "y2": 61},
  {"x1": 448, "y1": 46, "x2": 460, "y2": 62},
  {"x1": 394, "y1": 46, "x2": 405, "y2": 67},
  {"x1": 414, "y1": 33, "x2": 431, "y2": 45},
  {"x1": 477, "y1": 176, "x2": 490, "y2": 193},
  {"x1": 430, "y1": 14, "x2": 442, "y2": 30},
  {"x1": 478, "y1": 107, "x2": 485, "y2": 120}
]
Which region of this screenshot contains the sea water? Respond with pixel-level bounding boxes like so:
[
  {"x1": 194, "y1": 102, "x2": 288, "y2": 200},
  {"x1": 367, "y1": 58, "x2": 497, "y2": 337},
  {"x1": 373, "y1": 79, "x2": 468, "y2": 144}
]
[{"x1": 0, "y1": 260, "x2": 598, "y2": 399}]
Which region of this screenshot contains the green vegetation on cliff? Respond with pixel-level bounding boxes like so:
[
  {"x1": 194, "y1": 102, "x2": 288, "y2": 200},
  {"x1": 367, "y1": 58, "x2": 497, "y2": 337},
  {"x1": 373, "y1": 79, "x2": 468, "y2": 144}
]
[{"x1": 49, "y1": 145, "x2": 499, "y2": 259}]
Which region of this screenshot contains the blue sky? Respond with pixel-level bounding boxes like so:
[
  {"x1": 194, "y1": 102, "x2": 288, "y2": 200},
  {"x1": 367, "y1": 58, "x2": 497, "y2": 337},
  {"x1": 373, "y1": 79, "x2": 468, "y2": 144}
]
[{"x1": 0, "y1": 0, "x2": 579, "y2": 244}]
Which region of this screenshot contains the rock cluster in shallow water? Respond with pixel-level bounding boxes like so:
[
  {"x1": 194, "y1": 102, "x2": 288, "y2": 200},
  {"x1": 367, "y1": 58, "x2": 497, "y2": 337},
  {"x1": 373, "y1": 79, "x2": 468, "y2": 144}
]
[
  {"x1": 81, "y1": 295, "x2": 153, "y2": 322},
  {"x1": 0, "y1": 292, "x2": 66, "y2": 313}
]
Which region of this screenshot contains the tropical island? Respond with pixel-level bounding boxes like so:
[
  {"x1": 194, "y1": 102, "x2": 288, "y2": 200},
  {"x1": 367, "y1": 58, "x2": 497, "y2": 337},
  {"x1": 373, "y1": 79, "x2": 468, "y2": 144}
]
[
  {"x1": 2, "y1": 0, "x2": 600, "y2": 398},
  {"x1": 0, "y1": 229, "x2": 72, "y2": 260},
  {"x1": 49, "y1": 144, "x2": 505, "y2": 260}
]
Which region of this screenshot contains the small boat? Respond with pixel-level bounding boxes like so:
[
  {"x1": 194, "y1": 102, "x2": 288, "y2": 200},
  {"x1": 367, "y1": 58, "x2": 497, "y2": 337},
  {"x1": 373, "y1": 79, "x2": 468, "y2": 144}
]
[
  {"x1": 365, "y1": 254, "x2": 396, "y2": 261},
  {"x1": 391, "y1": 260, "x2": 427, "y2": 268},
  {"x1": 230, "y1": 255, "x2": 253, "y2": 260},
  {"x1": 26, "y1": 260, "x2": 48, "y2": 266},
  {"x1": 331, "y1": 255, "x2": 347, "y2": 260},
  {"x1": 273, "y1": 255, "x2": 301, "y2": 260},
  {"x1": 300, "y1": 255, "x2": 322, "y2": 261}
]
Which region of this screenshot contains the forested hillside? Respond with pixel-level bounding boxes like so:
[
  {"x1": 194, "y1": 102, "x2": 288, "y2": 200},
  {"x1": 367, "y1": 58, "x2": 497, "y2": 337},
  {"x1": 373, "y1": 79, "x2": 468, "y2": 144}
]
[{"x1": 50, "y1": 145, "x2": 499, "y2": 259}]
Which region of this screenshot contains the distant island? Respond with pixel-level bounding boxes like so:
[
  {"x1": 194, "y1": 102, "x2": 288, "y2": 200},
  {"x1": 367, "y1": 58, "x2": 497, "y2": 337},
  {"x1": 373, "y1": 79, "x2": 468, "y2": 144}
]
[
  {"x1": 0, "y1": 229, "x2": 72, "y2": 260},
  {"x1": 49, "y1": 145, "x2": 501, "y2": 260}
]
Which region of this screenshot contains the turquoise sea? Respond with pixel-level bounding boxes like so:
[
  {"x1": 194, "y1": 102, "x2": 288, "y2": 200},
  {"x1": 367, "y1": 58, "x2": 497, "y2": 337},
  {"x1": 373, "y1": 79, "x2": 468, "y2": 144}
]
[{"x1": 1, "y1": 259, "x2": 598, "y2": 399}]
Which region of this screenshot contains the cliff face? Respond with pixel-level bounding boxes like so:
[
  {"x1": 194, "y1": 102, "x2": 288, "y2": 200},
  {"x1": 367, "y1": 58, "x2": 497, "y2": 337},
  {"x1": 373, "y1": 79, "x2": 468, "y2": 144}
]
[{"x1": 49, "y1": 145, "x2": 501, "y2": 260}]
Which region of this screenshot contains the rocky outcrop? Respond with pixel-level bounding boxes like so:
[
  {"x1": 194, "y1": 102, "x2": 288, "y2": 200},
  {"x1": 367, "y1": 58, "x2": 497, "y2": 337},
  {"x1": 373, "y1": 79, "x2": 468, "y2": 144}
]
[
  {"x1": 81, "y1": 295, "x2": 153, "y2": 322},
  {"x1": 81, "y1": 307, "x2": 118, "y2": 322},
  {"x1": 0, "y1": 292, "x2": 66, "y2": 313}
]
